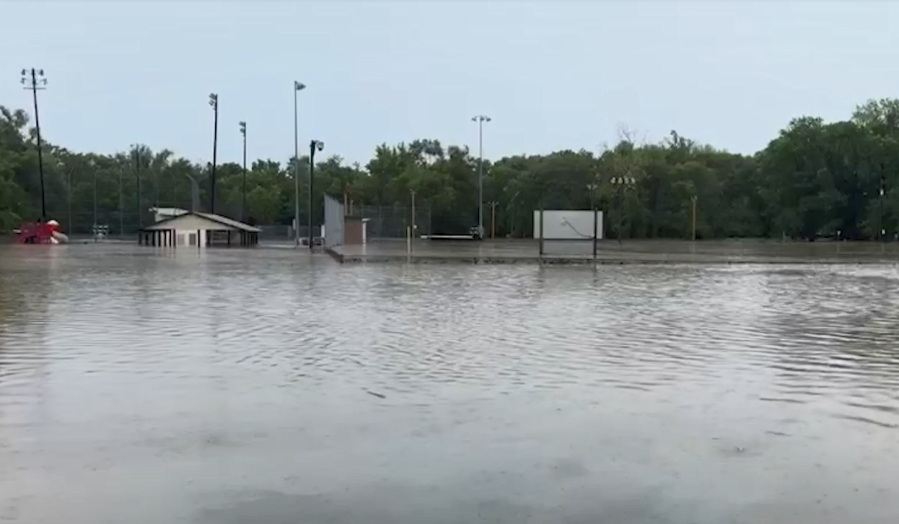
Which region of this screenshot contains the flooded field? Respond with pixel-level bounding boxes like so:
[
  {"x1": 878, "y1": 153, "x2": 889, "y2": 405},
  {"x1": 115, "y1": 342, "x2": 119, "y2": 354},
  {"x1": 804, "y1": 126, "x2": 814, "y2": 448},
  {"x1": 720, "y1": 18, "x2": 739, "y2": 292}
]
[{"x1": 1, "y1": 244, "x2": 898, "y2": 523}]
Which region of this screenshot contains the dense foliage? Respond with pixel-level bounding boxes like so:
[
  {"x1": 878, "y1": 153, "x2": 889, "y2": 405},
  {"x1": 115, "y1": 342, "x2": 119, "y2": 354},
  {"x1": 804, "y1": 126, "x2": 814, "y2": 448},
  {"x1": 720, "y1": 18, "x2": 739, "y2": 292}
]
[{"x1": 3, "y1": 99, "x2": 899, "y2": 239}]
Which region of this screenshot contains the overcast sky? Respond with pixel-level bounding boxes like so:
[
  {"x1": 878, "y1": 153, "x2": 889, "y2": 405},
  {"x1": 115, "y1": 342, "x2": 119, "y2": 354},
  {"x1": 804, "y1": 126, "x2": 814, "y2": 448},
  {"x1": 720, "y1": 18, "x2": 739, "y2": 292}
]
[{"x1": 3, "y1": 1, "x2": 898, "y2": 166}]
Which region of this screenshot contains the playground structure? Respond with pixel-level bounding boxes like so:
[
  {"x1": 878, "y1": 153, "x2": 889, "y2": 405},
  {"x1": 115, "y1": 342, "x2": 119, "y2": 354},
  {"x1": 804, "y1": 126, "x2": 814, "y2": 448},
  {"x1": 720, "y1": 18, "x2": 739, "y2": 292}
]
[{"x1": 14, "y1": 220, "x2": 69, "y2": 244}]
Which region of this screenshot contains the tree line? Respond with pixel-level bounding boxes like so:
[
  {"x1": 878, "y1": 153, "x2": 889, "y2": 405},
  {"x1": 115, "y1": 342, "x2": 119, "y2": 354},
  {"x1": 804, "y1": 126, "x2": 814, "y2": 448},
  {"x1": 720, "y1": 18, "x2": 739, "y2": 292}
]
[{"x1": 4, "y1": 99, "x2": 899, "y2": 239}]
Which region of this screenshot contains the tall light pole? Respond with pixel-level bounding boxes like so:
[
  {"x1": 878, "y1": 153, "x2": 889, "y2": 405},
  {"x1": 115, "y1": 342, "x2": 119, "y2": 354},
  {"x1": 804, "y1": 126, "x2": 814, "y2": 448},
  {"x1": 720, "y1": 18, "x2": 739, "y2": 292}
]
[
  {"x1": 92, "y1": 160, "x2": 98, "y2": 233},
  {"x1": 472, "y1": 115, "x2": 491, "y2": 239},
  {"x1": 208, "y1": 93, "x2": 218, "y2": 214},
  {"x1": 21, "y1": 68, "x2": 47, "y2": 220},
  {"x1": 309, "y1": 139, "x2": 324, "y2": 249},
  {"x1": 294, "y1": 81, "x2": 306, "y2": 246},
  {"x1": 118, "y1": 168, "x2": 124, "y2": 236},
  {"x1": 239, "y1": 121, "x2": 247, "y2": 222}
]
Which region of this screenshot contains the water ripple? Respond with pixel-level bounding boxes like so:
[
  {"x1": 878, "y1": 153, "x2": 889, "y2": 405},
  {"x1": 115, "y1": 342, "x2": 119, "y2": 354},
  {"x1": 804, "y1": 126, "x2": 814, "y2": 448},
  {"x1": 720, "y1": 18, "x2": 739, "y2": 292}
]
[{"x1": 2, "y1": 245, "x2": 899, "y2": 522}]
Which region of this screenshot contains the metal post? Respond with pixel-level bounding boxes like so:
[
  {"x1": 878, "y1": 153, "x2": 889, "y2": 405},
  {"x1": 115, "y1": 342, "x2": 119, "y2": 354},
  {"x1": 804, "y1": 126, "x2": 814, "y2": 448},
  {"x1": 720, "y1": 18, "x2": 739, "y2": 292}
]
[
  {"x1": 411, "y1": 189, "x2": 416, "y2": 238},
  {"x1": 118, "y1": 170, "x2": 124, "y2": 236},
  {"x1": 489, "y1": 201, "x2": 497, "y2": 239},
  {"x1": 472, "y1": 115, "x2": 491, "y2": 239},
  {"x1": 478, "y1": 118, "x2": 483, "y2": 238},
  {"x1": 154, "y1": 156, "x2": 159, "y2": 213},
  {"x1": 240, "y1": 121, "x2": 247, "y2": 222},
  {"x1": 308, "y1": 140, "x2": 318, "y2": 249},
  {"x1": 588, "y1": 183, "x2": 597, "y2": 259},
  {"x1": 93, "y1": 166, "x2": 97, "y2": 237},
  {"x1": 295, "y1": 87, "x2": 300, "y2": 246},
  {"x1": 880, "y1": 173, "x2": 885, "y2": 243},
  {"x1": 293, "y1": 81, "x2": 305, "y2": 247},
  {"x1": 691, "y1": 195, "x2": 697, "y2": 241},
  {"x1": 29, "y1": 69, "x2": 47, "y2": 220},
  {"x1": 539, "y1": 206, "x2": 545, "y2": 258},
  {"x1": 211, "y1": 98, "x2": 218, "y2": 214},
  {"x1": 135, "y1": 147, "x2": 142, "y2": 228},
  {"x1": 618, "y1": 185, "x2": 623, "y2": 245}
]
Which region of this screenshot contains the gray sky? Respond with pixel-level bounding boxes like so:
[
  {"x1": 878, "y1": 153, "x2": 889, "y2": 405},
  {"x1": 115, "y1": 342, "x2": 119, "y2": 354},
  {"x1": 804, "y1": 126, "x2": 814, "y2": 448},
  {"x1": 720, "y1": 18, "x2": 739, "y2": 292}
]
[{"x1": 3, "y1": 1, "x2": 898, "y2": 166}]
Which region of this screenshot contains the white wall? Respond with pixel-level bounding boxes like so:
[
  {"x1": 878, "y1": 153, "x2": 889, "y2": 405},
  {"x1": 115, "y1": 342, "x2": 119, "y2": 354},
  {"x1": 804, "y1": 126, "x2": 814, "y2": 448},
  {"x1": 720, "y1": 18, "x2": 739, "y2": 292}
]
[{"x1": 533, "y1": 210, "x2": 603, "y2": 240}]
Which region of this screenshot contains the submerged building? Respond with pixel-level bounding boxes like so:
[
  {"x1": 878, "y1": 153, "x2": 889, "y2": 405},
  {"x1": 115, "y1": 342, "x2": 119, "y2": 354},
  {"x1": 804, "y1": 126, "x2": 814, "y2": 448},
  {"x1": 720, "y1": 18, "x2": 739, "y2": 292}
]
[{"x1": 138, "y1": 212, "x2": 260, "y2": 247}]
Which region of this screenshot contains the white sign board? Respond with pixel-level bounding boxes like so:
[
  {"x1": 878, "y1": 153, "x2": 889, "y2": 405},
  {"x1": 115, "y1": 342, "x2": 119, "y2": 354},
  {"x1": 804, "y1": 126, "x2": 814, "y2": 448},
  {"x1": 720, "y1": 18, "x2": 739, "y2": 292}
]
[{"x1": 533, "y1": 210, "x2": 603, "y2": 240}]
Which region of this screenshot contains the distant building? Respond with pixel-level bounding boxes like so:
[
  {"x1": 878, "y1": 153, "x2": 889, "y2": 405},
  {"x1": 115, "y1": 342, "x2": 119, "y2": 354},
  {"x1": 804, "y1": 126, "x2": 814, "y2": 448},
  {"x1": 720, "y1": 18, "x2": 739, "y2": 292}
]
[{"x1": 139, "y1": 212, "x2": 261, "y2": 247}]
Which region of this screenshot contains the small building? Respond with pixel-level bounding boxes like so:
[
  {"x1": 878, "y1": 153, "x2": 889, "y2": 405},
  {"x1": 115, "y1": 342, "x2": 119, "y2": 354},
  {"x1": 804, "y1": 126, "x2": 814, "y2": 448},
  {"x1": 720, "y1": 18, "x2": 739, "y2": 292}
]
[
  {"x1": 138, "y1": 212, "x2": 261, "y2": 247},
  {"x1": 323, "y1": 194, "x2": 366, "y2": 247}
]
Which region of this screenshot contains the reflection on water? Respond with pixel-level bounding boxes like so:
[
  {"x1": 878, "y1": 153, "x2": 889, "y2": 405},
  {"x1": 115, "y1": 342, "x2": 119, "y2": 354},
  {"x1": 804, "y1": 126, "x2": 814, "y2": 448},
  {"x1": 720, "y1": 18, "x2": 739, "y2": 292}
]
[{"x1": 1, "y1": 244, "x2": 898, "y2": 523}]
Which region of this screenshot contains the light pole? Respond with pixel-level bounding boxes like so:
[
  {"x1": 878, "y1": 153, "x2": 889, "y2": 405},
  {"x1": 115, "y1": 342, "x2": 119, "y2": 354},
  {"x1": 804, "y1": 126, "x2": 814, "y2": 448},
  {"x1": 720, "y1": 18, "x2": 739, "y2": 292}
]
[
  {"x1": 294, "y1": 81, "x2": 306, "y2": 246},
  {"x1": 239, "y1": 121, "x2": 247, "y2": 222},
  {"x1": 132, "y1": 145, "x2": 142, "y2": 228},
  {"x1": 118, "y1": 168, "x2": 124, "y2": 236},
  {"x1": 610, "y1": 175, "x2": 635, "y2": 244},
  {"x1": 92, "y1": 160, "x2": 98, "y2": 234},
  {"x1": 309, "y1": 139, "x2": 324, "y2": 249},
  {"x1": 472, "y1": 115, "x2": 491, "y2": 239},
  {"x1": 21, "y1": 68, "x2": 47, "y2": 220},
  {"x1": 208, "y1": 93, "x2": 218, "y2": 214}
]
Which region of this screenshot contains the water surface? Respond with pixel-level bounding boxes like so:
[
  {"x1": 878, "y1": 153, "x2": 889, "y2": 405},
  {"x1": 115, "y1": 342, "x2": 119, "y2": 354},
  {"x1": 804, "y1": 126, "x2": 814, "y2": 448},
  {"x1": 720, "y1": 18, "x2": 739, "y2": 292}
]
[{"x1": 1, "y1": 244, "x2": 898, "y2": 523}]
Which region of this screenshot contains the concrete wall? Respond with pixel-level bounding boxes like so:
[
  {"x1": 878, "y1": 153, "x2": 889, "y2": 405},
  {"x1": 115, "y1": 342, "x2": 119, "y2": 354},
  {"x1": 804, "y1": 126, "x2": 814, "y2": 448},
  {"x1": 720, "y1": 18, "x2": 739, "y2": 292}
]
[{"x1": 533, "y1": 210, "x2": 603, "y2": 240}]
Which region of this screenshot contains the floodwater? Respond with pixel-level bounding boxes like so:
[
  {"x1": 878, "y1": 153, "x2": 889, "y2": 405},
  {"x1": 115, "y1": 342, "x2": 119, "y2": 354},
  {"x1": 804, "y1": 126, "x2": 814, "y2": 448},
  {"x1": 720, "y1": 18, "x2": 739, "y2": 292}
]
[{"x1": 1, "y1": 244, "x2": 898, "y2": 524}]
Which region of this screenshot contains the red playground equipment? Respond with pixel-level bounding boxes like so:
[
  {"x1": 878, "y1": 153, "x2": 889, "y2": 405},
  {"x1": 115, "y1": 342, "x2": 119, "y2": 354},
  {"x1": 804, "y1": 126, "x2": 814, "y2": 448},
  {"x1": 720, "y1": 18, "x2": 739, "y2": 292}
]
[{"x1": 15, "y1": 220, "x2": 68, "y2": 244}]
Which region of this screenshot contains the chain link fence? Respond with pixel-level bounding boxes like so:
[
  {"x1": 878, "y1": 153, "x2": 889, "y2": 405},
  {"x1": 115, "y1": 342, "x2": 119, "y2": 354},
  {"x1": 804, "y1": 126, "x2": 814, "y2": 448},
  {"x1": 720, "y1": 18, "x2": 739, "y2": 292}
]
[{"x1": 355, "y1": 204, "x2": 431, "y2": 239}]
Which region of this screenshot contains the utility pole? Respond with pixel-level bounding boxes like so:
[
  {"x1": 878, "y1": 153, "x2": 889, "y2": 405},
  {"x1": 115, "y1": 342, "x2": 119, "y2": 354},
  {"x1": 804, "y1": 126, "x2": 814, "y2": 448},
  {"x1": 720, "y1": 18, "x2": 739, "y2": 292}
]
[
  {"x1": 472, "y1": 115, "x2": 491, "y2": 238},
  {"x1": 239, "y1": 121, "x2": 247, "y2": 222},
  {"x1": 208, "y1": 93, "x2": 218, "y2": 214},
  {"x1": 294, "y1": 81, "x2": 306, "y2": 246},
  {"x1": 21, "y1": 68, "x2": 47, "y2": 220},
  {"x1": 309, "y1": 139, "x2": 324, "y2": 249}
]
